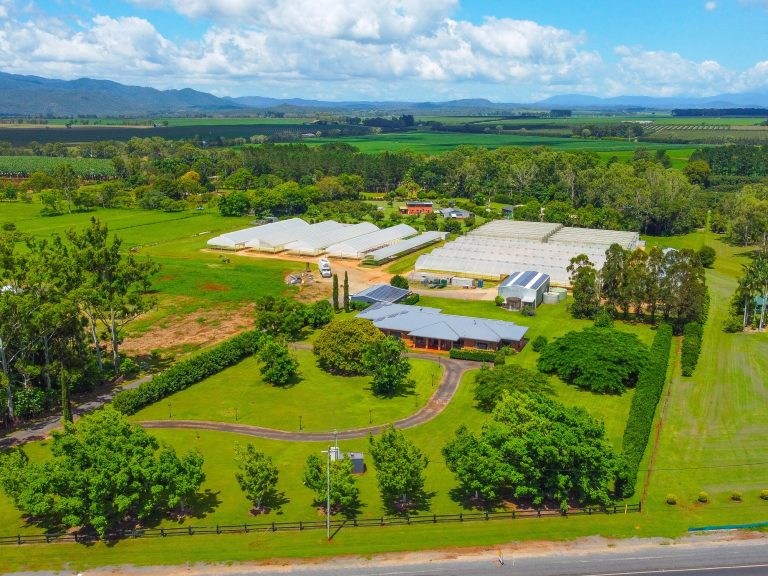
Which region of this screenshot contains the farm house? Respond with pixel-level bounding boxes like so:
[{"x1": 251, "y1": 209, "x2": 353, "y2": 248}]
[
  {"x1": 325, "y1": 223, "x2": 416, "y2": 259},
  {"x1": 498, "y1": 271, "x2": 551, "y2": 310},
  {"x1": 357, "y1": 303, "x2": 529, "y2": 351}
]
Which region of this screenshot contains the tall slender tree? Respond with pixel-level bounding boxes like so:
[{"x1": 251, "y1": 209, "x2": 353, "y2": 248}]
[
  {"x1": 343, "y1": 271, "x2": 350, "y2": 313},
  {"x1": 332, "y1": 273, "x2": 339, "y2": 312}
]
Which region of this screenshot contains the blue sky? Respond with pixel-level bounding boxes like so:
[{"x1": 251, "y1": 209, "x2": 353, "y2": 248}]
[{"x1": 1, "y1": 0, "x2": 767, "y2": 100}]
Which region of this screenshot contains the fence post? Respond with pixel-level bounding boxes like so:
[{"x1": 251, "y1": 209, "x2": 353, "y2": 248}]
[
  {"x1": 512, "y1": 510, "x2": 516, "y2": 519},
  {"x1": 161, "y1": 528, "x2": 165, "y2": 537},
  {"x1": 272, "y1": 522, "x2": 276, "y2": 532},
  {"x1": 638, "y1": 501, "x2": 642, "y2": 513},
  {"x1": 354, "y1": 518, "x2": 358, "y2": 527},
  {"x1": 613, "y1": 505, "x2": 617, "y2": 514},
  {"x1": 406, "y1": 515, "x2": 410, "y2": 525},
  {"x1": 381, "y1": 517, "x2": 384, "y2": 526},
  {"x1": 74, "y1": 533, "x2": 78, "y2": 543},
  {"x1": 459, "y1": 513, "x2": 463, "y2": 522},
  {"x1": 189, "y1": 526, "x2": 193, "y2": 536},
  {"x1": 17, "y1": 534, "x2": 21, "y2": 545},
  {"x1": 537, "y1": 509, "x2": 541, "y2": 517},
  {"x1": 485, "y1": 511, "x2": 489, "y2": 521},
  {"x1": 433, "y1": 514, "x2": 437, "y2": 523},
  {"x1": 244, "y1": 524, "x2": 248, "y2": 533},
  {"x1": 216, "y1": 525, "x2": 221, "y2": 534}
]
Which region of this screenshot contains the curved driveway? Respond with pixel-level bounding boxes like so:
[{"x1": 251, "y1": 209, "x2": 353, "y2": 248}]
[{"x1": 140, "y1": 354, "x2": 476, "y2": 442}]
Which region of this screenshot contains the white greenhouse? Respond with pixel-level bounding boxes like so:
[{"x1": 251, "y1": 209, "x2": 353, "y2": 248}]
[
  {"x1": 364, "y1": 231, "x2": 446, "y2": 263},
  {"x1": 247, "y1": 220, "x2": 345, "y2": 253},
  {"x1": 326, "y1": 224, "x2": 417, "y2": 259},
  {"x1": 207, "y1": 218, "x2": 309, "y2": 250},
  {"x1": 285, "y1": 222, "x2": 380, "y2": 256}
]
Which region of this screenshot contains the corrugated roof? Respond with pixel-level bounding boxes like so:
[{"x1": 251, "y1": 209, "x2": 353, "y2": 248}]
[
  {"x1": 365, "y1": 231, "x2": 445, "y2": 262},
  {"x1": 500, "y1": 271, "x2": 550, "y2": 290},
  {"x1": 326, "y1": 224, "x2": 416, "y2": 257},
  {"x1": 352, "y1": 284, "x2": 410, "y2": 303}
]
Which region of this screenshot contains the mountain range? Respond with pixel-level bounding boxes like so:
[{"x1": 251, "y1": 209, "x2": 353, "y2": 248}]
[{"x1": 0, "y1": 71, "x2": 767, "y2": 116}]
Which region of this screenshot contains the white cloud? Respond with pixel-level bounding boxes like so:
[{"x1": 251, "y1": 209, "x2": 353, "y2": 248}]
[{"x1": 705, "y1": 1, "x2": 717, "y2": 11}]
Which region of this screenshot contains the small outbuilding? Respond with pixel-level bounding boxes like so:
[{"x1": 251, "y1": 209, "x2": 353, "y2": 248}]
[
  {"x1": 437, "y1": 207, "x2": 474, "y2": 219},
  {"x1": 351, "y1": 284, "x2": 411, "y2": 305},
  {"x1": 498, "y1": 271, "x2": 550, "y2": 310},
  {"x1": 399, "y1": 201, "x2": 433, "y2": 215}
]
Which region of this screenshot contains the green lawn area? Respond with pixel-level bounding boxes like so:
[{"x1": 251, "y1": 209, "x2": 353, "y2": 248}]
[
  {"x1": 132, "y1": 349, "x2": 443, "y2": 432},
  {"x1": 640, "y1": 230, "x2": 768, "y2": 524}
]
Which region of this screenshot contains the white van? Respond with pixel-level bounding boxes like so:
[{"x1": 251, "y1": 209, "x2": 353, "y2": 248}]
[{"x1": 318, "y1": 258, "x2": 332, "y2": 278}]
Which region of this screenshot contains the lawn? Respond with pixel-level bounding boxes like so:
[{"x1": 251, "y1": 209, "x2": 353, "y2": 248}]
[{"x1": 132, "y1": 349, "x2": 443, "y2": 432}]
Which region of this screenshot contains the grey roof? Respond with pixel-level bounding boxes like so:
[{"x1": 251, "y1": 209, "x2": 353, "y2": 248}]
[
  {"x1": 352, "y1": 284, "x2": 410, "y2": 304},
  {"x1": 364, "y1": 231, "x2": 445, "y2": 262},
  {"x1": 357, "y1": 302, "x2": 528, "y2": 343},
  {"x1": 438, "y1": 208, "x2": 474, "y2": 218}
]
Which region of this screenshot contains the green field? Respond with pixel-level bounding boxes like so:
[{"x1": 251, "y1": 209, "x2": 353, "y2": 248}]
[
  {"x1": 306, "y1": 130, "x2": 698, "y2": 156},
  {"x1": 132, "y1": 349, "x2": 442, "y2": 431},
  {"x1": 0, "y1": 155, "x2": 115, "y2": 177}
]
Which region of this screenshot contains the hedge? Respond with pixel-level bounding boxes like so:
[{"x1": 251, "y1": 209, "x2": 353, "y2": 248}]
[
  {"x1": 618, "y1": 324, "x2": 673, "y2": 498},
  {"x1": 112, "y1": 330, "x2": 265, "y2": 415},
  {"x1": 449, "y1": 348, "x2": 501, "y2": 364},
  {"x1": 681, "y1": 322, "x2": 703, "y2": 377}
]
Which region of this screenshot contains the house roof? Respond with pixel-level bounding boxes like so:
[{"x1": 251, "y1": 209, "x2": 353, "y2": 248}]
[
  {"x1": 437, "y1": 208, "x2": 474, "y2": 218},
  {"x1": 357, "y1": 302, "x2": 528, "y2": 343}
]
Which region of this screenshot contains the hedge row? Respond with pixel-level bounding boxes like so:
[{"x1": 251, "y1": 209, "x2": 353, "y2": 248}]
[
  {"x1": 112, "y1": 330, "x2": 265, "y2": 415},
  {"x1": 449, "y1": 348, "x2": 498, "y2": 363},
  {"x1": 618, "y1": 324, "x2": 673, "y2": 498},
  {"x1": 681, "y1": 322, "x2": 703, "y2": 377}
]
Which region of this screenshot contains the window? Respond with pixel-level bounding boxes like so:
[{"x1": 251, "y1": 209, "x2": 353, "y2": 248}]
[{"x1": 476, "y1": 342, "x2": 489, "y2": 350}]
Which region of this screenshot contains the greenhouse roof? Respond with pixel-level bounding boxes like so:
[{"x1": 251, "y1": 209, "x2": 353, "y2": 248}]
[
  {"x1": 207, "y1": 218, "x2": 309, "y2": 248},
  {"x1": 285, "y1": 222, "x2": 379, "y2": 252},
  {"x1": 245, "y1": 219, "x2": 337, "y2": 250},
  {"x1": 548, "y1": 227, "x2": 639, "y2": 249},
  {"x1": 326, "y1": 223, "x2": 416, "y2": 256},
  {"x1": 469, "y1": 220, "x2": 563, "y2": 242},
  {"x1": 365, "y1": 231, "x2": 445, "y2": 262}
]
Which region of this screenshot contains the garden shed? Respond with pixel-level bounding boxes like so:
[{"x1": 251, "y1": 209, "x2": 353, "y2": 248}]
[
  {"x1": 351, "y1": 284, "x2": 411, "y2": 305},
  {"x1": 498, "y1": 271, "x2": 550, "y2": 310}
]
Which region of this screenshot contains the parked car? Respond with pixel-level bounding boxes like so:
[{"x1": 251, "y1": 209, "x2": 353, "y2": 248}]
[{"x1": 318, "y1": 258, "x2": 332, "y2": 278}]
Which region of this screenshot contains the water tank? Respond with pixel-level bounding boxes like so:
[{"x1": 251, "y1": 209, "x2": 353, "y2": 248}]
[
  {"x1": 551, "y1": 287, "x2": 567, "y2": 302},
  {"x1": 542, "y1": 292, "x2": 560, "y2": 305}
]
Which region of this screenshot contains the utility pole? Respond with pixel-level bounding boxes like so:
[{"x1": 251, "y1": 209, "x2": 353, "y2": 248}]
[{"x1": 321, "y1": 446, "x2": 331, "y2": 540}]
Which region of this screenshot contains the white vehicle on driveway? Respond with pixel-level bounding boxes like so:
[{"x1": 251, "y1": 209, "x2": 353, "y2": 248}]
[{"x1": 318, "y1": 258, "x2": 332, "y2": 278}]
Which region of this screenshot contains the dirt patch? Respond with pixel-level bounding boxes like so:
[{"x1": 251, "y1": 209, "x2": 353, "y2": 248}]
[
  {"x1": 157, "y1": 275, "x2": 176, "y2": 281},
  {"x1": 122, "y1": 304, "x2": 255, "y2": 356},
  {"x1": 201, "y1": 282, "x2": 230, "y2": 292}
]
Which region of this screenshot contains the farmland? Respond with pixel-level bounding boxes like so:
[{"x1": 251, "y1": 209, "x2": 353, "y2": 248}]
[{"x1": 0, "y1": 155, "x2": 115, "y2": 177}]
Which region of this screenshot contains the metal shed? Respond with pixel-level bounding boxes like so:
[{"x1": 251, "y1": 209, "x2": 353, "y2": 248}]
[
  {"x1": 498, "y1": 271, "x2": 551, "y2": 309},
  {"x1": 351, "y1": 284, "x2": 411, "y2": 305}
]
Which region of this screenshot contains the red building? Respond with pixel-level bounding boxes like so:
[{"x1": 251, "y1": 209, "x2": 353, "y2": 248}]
[{"x1": 399, "y1": 201, "x2": 433, "y2": 215}]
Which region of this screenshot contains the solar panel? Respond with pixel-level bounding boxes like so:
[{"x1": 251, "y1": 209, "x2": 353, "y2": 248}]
[
  {"x1": 529, "y1": 274, "x2": 550, "y2": 290},
  {"x1": 516, "y1": 271, "x2": 538, "y2": 286}
]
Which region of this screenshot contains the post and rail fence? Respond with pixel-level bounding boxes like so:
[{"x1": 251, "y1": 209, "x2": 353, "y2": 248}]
[{"x1": 0, "y1": 502, "x2": 641, "y2": 546}]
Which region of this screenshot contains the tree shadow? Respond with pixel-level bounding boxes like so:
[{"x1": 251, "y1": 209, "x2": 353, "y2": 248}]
[
  {"x1": 272, "y1": 372, "x2": 303, "y2": 389},
  {"x1": 447, "y1": 486, "x2": 503, "y2": 512},
  {"x1": 383, "y1": 489, "x2": 437, "y2": 516},
  {"x1": 179, "y1": 488, "x2": 222, "y2": 522}
]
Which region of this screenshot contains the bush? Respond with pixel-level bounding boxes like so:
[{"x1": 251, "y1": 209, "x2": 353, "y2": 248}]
[
  {"x1": 112, "y1": 330, "x2": 264, "y2": 415},
  {"x1": 681, "y1": 322, "x2": 703, "y2": 377},
  {"x1": 731, "y1": 491, "x2": 742, "y2": 501},
  {"x1": 722, "y1": 316, "x2": 744, "y2": 333},
  {"x1": 350, "y1": 300, "x2": 370, "y2": 311},
  {"x1": 697, "y1": 491, "x2": 709, "y2": 503},
  {"x1": 666, "y1": 493, "x2": 677, "y2": 505},
  {"x1": 761, "y1": 489, "x2": 768, "y2": 500},
  {"x1": 593, "y1": 307, "x2": 614, "y2": 328},
  {"x1": 617, "y1": 324, "x2": 673, "y2": 498},
  {"x1": 698, "y1": 245, "x2": 716, "y2": 268},
  {"x1": 449, "y1": 348, "x2": 497, "y2": 363},
  {"x1": 537, "y1": 327, "x2": 649, "y2": 394},
  {"x1": 120, "y1": 357, "x2": 140, "y2": 377},
  {"x1": 402, "y1": 293, "x2": 420, "y2": 305},
  {"x1": 13, "y1": 387, "x2": 48, "y2": 419},
  {"x1": 494, "y1": 295, "x2": 504, "y2": 306},
  {"x1": 531, "y1": 335, "x2": 548, "y2": 352},
  {"x1": 390, "y1": 274, "x2": 409, "y2": 289}
]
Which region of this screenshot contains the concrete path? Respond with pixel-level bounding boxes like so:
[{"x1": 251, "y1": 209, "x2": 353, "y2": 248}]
[
  {"x1": 0, "y1": 374, "x2": 152, "y2": 449},
  {"x1": 141, "y1": 354, "x2": 475, "y2": 442}
]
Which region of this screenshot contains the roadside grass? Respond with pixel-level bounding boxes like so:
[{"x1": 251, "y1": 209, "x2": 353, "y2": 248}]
[{"x1": 132, "y1": 349, "x2": 443, "y2": 432}]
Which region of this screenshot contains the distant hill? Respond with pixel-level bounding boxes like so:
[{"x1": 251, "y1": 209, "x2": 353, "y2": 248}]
[
  {"x1": 0, "y1": 72, "x2": 243, "y2": 116},
  {"x1": 1, "y1": 70, "x2": 767, "y2": 117}
]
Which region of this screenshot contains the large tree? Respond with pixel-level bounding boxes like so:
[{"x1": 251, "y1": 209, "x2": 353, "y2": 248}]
[
  {"x1": 567, "y1": 254, "x2": 600, "y2": 319},
  {"x1": 67, "y1": 218, "x2": 159, "y2": 374},
  {"x1": 258, "y1": 337, "x2": 299, "y2": 385},
  {"x1": 472, "y1": 363, "x2": 552, "y2": 412},
  {"x1": 443, "y1": 392, "x2": 619, "y2": 511},
  {"x1": 302, "y1": 453, "x2": 360, "y2": 517},
  {"x1": 234, "y1": 443, "x2": 283, "y2": 513},
  {"x1": 0, "y1": 407, "x2": 204, "y2": 537},
  {"x1": 362, "y1": 336, "x2": 412, "y2": 396},
  {"x1": 369, "y1": 425, "x2": 429, "y2": 511},
  {"x1": 314, "y1": 318, "x2": 384, "y2": 375}
]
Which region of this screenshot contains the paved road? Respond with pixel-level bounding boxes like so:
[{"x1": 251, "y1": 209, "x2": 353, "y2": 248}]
[
  {"x1": 0, "y1": 375, "x2": 152, "y2": 449},
  {"x1": 141, "y1": 353, "x2": 475, "y2": 441}
]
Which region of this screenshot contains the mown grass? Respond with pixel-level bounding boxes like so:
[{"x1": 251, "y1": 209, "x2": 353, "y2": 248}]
[{"x1": 132, "y1": 349, "x2": 442, "y2": 432}]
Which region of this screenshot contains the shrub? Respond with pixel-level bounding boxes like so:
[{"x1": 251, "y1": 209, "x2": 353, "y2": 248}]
[
  {"x1": 537, "y1": 327, "x2": 648, "y2": 394},
  {"x1": 617, "y1": 324, "x2": 673, "y2": 498},
  {"x1": 120, "y1": 357, "x2": 140, "y2": 377},
  {"x1": 666, "y1": 493, "x2": 677, "y2": 505},
  {"x1": 722, "y1": 316, "x2": 744, "y2": 333},
  {"x1": 593, "y1": 307, "x2": 614, "y2": 328},
  {"x1": 494, "y1": 295, "x2": 504, "y2": 306},
  {"x1": 112, "y1": 330, "x2": 264, "y2": 415},
  {"x1": 681, "y1": 322, "x2": 703, "y2": 377},
  {"x1": 698, "y1": 245, "x2": 716, "y2": 268},
  {"x1": 731, "y1": 491, "x2": 742, "y2": 501},
  {"x1": 761, "y1": 489, "x2": 768, "y2": 500},
  {"x1": 390, "y1": 274, "x2": 409, "y2": 289},
  {"x1": 697, "y1": 491, "x2": 709, "y2": 503},
  {"x1": 531, "y1": 335, "x2": 548, "y2": 352},
  {"x1": 449, "y1": 348, "x2": 497, "y2": 363},
  {"x1": 13, "y1": 387, "x2": 48, "y2": 419},
  {"x1": 402, "y1": 293, "x2": 420, "y2": 305}
]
